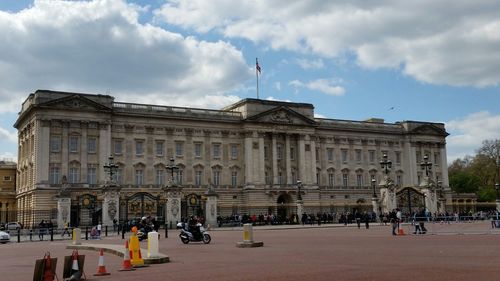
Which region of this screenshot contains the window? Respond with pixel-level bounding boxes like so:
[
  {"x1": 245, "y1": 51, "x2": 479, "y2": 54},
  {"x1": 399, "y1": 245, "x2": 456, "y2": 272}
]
[
  {"x1": 278, "y1": 172, "x2": 283, "y2": 185},
  {"x1": 194, "y1": 143, "x2": 202, "y2": 158},
  {"x1": 316, "y1": 172, "x2": 320, "y2": 185},
  {"x1": 87, "y1": 165, "x2": 97, "y2": 185},
  {"x1": 397, "y1": 175, "x2": 402, "y2": 187},
  {"x1": 290, "y1": 147, "x2": 295, "y2": 160},
  {"x1": 114, "y1": 140, "x2": 123, "y2": 155},
  {"x1": 3, "y1": 176, "x2": 11, "y2": 181},
  {"x1": 213, "y1": 143, "x2": 221, "y2": 158},
  {"x1": 50, "y1": 136, "x2": 61, "y2": 152},
  {"x1": 87, "y1": 137, "x2": 97, "y2": 154},
  {"x1": 264, "y1": 146, "x2": 269, "y2": 160},
  {"x1": 316, "y1": 148, "x2": 320, "y2": 162},
  {"x1": 341, "y1": 149, "x2": 348, "y2": 163},
  {"x1": 342, "y1": 173, "x2": 349, "y2": 187},
  {"x1": 135, "y1": 169, "x2": 144, "y2": 186},
  {"x1": 396, "y1": 152, "x2": 401, "y2": 164},
  {"x1": 417, "y1": 175, "x2": 421, "y2": 185},
  {"x1": 277, "y1": 144, "x2": 283, "y2": 160},
  {"x1": 231, "y1": 171, "x2": 238, "y2": 187},
  {"x1": 369, "y1": 150, "x2": 375, "y2": 163},
  {"x1": 328, "y1": 172, "x2": 335, "y2": 187},
  {"x1": 116, "y1": 168, "x2": 123, "y2": 184},
  {"x1": 327, "y1": 148, "x2": 334, "y2": 162},
  {"x1": 213, "y1": 170, "x2": 220, "y2": 186},
  {"x1": 265, "y1": 172, "x2": 270, "y2": 184},
  {"x1": 69, "y1": 166, "x2": 80, "y2": 183},
  {"x1": 434, "y1": 152, "x2": 440, "y2": 165},
  {"x1": 155, "y1": 141, "x2": 164, "y2": 156},
  {"x1": 69, "y1": 136, "x2": 79, "y2": 152},
  {"x1": 176, "y1": 170, "x2": 184, "y2": 185},
  {"x1": 155, "y1": 169, "x2": 164, "y2": 186},
  {"x1": 195, "y1": 170, "x2": 203, "y2": 186},
  {"x1": 49, "y1": 165, "x2": 60, "y2": 184},
  {"x1": 135, "y1": 140, "x2": 144, "y2": 155},
  {"x1": 356, "y1": 174, "x2": 363, "y2": 188},
  {"x1": 416, "y1": 151, "x2": 422, "y2": 163},
  {"x1": 175, "y1": 142, "x2": 183, "y2": 157},
  {"x1": 230, "y1": 144, "x2": 238, "y2": 160},
  {"x1": 292, "y1": 171, "x2": 297, "y2": 184},
  {"x1": 356, "y1": 150, "x2": 362, "y2": 162}
]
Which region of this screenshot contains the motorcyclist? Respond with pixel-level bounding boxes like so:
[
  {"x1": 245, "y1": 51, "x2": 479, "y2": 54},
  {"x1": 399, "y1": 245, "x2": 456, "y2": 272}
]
[{"x1": 188, "y1": 216, "x2": 201, "y2": 239}]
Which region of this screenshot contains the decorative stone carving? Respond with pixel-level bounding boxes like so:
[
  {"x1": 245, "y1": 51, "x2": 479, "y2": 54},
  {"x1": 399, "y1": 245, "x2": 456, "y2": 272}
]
[{"x1": 271, "y1": 111, "x2": 292, "y2": 123}]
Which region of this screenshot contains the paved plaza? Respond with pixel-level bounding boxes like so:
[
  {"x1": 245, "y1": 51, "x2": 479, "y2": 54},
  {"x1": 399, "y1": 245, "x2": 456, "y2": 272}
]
[{"x1": 1, "y1": 221, "x2": 500, "y2": 281}]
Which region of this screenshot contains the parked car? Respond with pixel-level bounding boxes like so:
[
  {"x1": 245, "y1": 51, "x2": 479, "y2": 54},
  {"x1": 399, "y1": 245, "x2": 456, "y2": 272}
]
[
  {"x1": 0, "y1": 230, "x2": 10, "y2": 243},
  {"x1": 4, "y1": 222, "x2": 21, "y2": 231}
]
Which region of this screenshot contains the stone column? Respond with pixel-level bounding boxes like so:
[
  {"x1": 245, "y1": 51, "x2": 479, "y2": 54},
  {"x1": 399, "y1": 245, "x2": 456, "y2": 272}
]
[
  {"x1": 258, "y1": 133, "x2": 266, "y2": 185},
  {"x1": 298, "y1": 135, "x2": 306, "y2": 183},
  {"x1": 57, "y1": 197, "x2": 71, "y2": 228},
  {"x1": 244, "y1": 132, "x2": 254, "y2": 185},
  {"x1": 102, "y1": 190, "x2": 120, "y2": 227},
  {"x1": 285, "y1": 134, "x2": 292, "y2": 185},
  {"x1": 309, "y1": 136, "x2": 317, "y2": 185},
  {"x1": 204, "y1": 187, "x2": 218, "y2": 228},
  {"x1": 165, "y1": 188, "x2": 182, "y2": 225},
  {"x1": 272, "y1": 134, "x2": 278, "y2": 185}
]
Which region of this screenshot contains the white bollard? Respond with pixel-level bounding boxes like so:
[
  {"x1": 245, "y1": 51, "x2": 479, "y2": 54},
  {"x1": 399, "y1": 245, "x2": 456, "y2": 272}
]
[
  {"x1": 147, "y1": 231, "x2": 159, "y2": 258},
  {"x1": 72, "y1": 228, "x2": 81, "y2": 245}
]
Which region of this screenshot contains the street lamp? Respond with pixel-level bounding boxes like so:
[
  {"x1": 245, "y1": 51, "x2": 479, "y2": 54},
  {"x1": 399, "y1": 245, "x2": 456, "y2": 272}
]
[
  {"x1": 420, "y1": 155, "x2": 432, "y2": 176},
  {"x1": 380, "y1": 154, "x2": 392, "y2": 175},
  {"x1": 165, "y1": 157, "x2": 179, "y2": 186},
  {"x1": 103, "y1": 155, "x2": 119, "y2": 185},
  {"x1": 371, "y1": 178, "x2": 377, "y2": 198},
  {"x1": 296, "y1": 180, "x2": 303, "y2": 201}
]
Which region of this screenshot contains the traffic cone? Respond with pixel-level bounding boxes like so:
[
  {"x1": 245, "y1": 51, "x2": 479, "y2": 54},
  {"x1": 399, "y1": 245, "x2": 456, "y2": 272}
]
[
  {"x1": 398, "y1": 228, "x2": 405, "y2": 235},
  {"x1": 69, "y1": 250, "x2": 82, "y2": 281},
  {"x1": 94, "y1": 249, "x2": 110, "y2": 276},
  {"x1": 43, "y1": 252, "x2": 55, "y2": 281},
  {"x1": 119, "y1": 240, "x2": 135, "y2": 271}
]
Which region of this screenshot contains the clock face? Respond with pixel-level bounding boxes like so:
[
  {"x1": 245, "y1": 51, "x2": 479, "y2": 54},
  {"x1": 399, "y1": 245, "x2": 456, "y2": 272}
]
[
  {"x1": 83, "y1": 198, "x2": 90, "y2": 206},
  {"x1": 190, "y1": 197, "x2": 197, "y2": 205}
]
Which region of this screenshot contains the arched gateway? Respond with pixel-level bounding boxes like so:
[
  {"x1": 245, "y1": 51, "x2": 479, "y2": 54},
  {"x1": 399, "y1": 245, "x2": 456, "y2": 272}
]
[{"x1": 276, "y1": 193, "x2": 293, "y2": 221}]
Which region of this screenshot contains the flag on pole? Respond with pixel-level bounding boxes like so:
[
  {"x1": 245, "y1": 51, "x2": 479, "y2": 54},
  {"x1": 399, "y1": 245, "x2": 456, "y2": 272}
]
[{"x1": 256, "y1": 58, "x2": 261, "y2": 74}]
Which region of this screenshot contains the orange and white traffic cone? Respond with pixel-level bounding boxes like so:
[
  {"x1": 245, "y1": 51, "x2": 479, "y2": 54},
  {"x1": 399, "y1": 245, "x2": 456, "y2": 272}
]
[
  {"x1": 69, "y1": 250, "x2": 82, "y2": 280},
  {"x1": 398, "y1": 228, "x2": 406, "y2": 235},
  {"x1": 119, "y1": 240, "x2": 135, "y2": 271},
  {"x1": 42, "y1": 252, "x2": 55, "y2": 281},
  {"x1": 94, "y1": 249, "x2": 110, "y2": 276}
]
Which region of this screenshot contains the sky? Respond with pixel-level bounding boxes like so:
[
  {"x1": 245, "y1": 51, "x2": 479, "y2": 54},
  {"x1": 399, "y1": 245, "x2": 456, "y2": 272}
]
[{"x1": 0, "y1": 0, "x2": 499, "y2": 164}]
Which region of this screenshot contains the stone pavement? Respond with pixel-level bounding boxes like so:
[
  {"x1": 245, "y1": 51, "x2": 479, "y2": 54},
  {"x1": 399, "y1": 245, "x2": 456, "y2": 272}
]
[{"x1": 1, "y1": 221, "x2": 500, "y2": 281}]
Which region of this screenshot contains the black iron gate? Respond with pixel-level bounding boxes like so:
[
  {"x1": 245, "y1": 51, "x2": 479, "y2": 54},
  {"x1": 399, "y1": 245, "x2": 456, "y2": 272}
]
[
  {"x1": 184, "y1": 193, "x2": 204, "y2": 218},
  {"x1": 122, "y1": 192, "x2": 163, "y2": 223},
  {"x1": 397, "y1": 187, "x2": 425, "y2": 214},
  {"x1": 71, "y1": 194, "x2": 99, "y2": 227}
]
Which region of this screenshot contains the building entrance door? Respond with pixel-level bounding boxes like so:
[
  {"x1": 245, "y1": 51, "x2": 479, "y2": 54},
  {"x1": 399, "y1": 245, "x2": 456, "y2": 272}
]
[
  {"x1": 397, "y1": 187, "x2": 425, "y2": 215},
  {"x1": 122, "y1": 192, "x2": 163, "y2": 223}
]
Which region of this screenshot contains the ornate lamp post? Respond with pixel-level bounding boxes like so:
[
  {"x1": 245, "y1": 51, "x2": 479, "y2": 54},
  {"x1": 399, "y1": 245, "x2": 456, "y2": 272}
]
[
  {"x1": 420, "y1": 154, "x2": 433, "y2": 177},
  {"x1": 103, "y1": 155, "x2": 119, "y2": 186},
  {"x1": 165, "y1": 157, "x2": 179, "y2": 186},
  {"x1": 296, "y1": 180, "x2": 303, "y2": 201},
  {"x1": 380, "y1": 154, "x2": 392, "y2": 176},
  {"x1": 102, "y1": 155, "x2": 120, "y2": 229},
  {"x1": 296, "y1": 180, "x2": 304, "y2": 220},
  {"x1": 371, "y1": 178, "x2": 377, "y2": 198}
]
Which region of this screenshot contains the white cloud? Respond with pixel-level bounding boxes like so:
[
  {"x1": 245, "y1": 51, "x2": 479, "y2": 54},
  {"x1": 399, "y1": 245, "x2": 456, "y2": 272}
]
[
  {"x1": 296, "y1": 58, "x2": 324, "y2": 70},
  {"x1": 265, "y1": 96, "x2": 291, "y2": 102},
  {"x1": 274, "y1": 82, "x2": 281, "y2": 91},
  {"x1": 156, "y1": 0, "x2": 500, "y2": 88},
  {"x1": 0, "y1": 0, "x2": 252, "y2": 112},
  {"x1": 0, "y1": 126, "x2": 17, "y2": 143},
  {"x1": 289, "y1": 79, "x2": 345, "y2": 96},
  {"x1": 446, "y1": 111, "x2": 500, "y2": 162}
]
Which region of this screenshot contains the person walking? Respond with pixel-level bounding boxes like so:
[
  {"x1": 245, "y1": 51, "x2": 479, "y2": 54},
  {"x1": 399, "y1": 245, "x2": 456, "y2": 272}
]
[
  {"x1": 38, "y1": 220, "x2": 46, "y2": 241},
  {"x1": 389, "y1": 210, "x2": 398, "y2": 236},
  {"x1": 355, "y1": 211, "x2": 362, "y2": 229}
]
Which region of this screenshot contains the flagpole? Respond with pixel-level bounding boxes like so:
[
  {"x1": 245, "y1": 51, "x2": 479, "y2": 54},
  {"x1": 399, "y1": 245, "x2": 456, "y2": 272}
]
[{"x1": 256, "y1": 57, "x2": 259, "y2": 99}]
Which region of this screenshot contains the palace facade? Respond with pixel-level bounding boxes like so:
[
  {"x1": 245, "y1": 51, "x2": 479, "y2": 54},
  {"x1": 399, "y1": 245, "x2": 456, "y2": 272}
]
[
  {"x1": 15, "y1": 90, "x2": 450, "y2": 227},
  {"x1": 0, "y1": 160, "x2": 17, "y2": 224}
]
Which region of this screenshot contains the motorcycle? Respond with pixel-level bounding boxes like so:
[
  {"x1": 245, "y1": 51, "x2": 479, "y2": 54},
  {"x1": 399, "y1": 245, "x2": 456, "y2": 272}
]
[{"x1": 177, "y1": 222, "x2": 211, "y2": 244}]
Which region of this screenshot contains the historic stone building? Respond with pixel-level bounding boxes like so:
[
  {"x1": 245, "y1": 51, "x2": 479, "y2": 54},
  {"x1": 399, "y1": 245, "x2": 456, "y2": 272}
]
[
  {"x1": 15, "y1": 89, "x2": 450, "y2": 227},
  {"x1": 0, "y1": 160, "x2": 17, "y2": 224}
]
